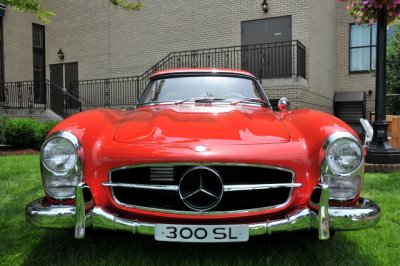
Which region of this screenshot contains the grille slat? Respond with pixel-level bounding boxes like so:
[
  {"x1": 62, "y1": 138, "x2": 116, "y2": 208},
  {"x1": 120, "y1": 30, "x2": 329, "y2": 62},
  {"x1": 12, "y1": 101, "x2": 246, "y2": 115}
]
[
  {"x1": 150, "y1": 167, "x2": 174, "y2": 182},
  {"x1": 109, "y1": 164, "x2": 295, "y2": 213}
]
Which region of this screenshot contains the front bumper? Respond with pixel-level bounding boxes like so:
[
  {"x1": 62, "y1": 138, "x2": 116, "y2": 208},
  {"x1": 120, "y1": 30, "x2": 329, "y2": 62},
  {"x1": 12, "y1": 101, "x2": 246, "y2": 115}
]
[{"x1": 26, "y1": 183, "x2": 381, "y2": 241}]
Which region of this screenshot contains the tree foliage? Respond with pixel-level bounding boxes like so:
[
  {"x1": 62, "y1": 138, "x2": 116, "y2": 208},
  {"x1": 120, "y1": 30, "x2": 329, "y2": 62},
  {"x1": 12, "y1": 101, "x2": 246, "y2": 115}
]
[
  {"x1": 387, "y1": 24, "x2": 400, "y2": 94},
  {"x1": 0, "y1": 0, "x2": 55, "y2": 23},
  {"x1": 0, "y1": 0, "x2": 143, "y2": 23}
]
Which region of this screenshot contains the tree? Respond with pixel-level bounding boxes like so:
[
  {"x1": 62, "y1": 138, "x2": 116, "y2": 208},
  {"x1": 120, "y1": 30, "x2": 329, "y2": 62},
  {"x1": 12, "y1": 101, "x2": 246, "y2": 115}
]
[
  {"x1": 0, "y1": 0, "x2": 143, "y2": 23},
  {"x1": 387, "y1": 24, "x2": 400, "y2": 94}
]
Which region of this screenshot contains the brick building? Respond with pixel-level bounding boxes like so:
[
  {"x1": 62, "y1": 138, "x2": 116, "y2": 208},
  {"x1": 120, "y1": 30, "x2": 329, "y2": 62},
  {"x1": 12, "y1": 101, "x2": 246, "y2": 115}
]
[{"x1": 0, "y1": 0, "x2": 376, "y2": 121}]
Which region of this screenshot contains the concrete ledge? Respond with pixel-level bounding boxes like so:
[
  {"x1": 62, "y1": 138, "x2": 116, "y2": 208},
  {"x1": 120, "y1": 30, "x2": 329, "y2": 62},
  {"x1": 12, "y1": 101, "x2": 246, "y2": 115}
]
[
  {"x1": 261, "y1": 77, "x2": 309, "y2": 88},
  {"x1": 365, "y1": 163, "x2": 400, "y2": 173}
]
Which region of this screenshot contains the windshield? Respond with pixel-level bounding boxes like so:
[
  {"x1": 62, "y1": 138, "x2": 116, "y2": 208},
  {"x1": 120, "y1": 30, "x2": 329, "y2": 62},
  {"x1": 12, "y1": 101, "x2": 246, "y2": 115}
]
[{"x1": 138, "y1": 76, "x2": 268, "y2": 105}]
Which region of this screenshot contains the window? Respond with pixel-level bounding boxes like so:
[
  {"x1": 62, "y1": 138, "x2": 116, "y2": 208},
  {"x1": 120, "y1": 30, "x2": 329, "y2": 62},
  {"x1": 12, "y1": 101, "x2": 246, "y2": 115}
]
[
  {"x1": 32, "y1": 24, "x2": 46, "y2": 103},
  {"x1": 350, "y1": 23, "x2": 377, "y2": 73}
]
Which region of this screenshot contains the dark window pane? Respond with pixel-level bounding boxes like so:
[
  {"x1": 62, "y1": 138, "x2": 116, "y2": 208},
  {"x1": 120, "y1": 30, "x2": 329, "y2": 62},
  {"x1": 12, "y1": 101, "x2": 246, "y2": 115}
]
[
  {"x1": 33, "y1": 51, "x2": 44, "y2": 70},
  {"x1": 32, "y1": 25, "x2": 44, "y2": 48},
  {"x1": 371, "y1": 23, "x2": 377, "y2": 46},
  {"x1": 351, "y1": 24, "x2": 371, "y2": 47},
  {"x1": 350, "y1": 48, "x2": 370, "y2": 71},
  {"x1": 371, "y1": 47, "x2": 376, "y2": 70}
]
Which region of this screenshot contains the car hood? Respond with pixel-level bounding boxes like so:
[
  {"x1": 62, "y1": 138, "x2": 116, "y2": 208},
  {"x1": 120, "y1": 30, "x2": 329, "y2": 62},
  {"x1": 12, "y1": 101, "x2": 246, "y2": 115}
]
[{"x1": 113, "y1": 105, "x2": 290, "y2": 145}]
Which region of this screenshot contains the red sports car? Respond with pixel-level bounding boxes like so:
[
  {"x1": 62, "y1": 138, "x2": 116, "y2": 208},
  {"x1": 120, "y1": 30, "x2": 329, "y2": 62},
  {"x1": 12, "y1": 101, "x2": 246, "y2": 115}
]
[{"x1": 26, "y1": 68, "x2": 380, "y2": 242}]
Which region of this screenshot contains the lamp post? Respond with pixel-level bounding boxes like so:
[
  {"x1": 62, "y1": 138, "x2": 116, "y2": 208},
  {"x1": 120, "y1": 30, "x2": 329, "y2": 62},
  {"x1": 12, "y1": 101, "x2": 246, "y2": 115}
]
[{"x1": 365, "y1": 4, "x2": 400, "y2": 164}]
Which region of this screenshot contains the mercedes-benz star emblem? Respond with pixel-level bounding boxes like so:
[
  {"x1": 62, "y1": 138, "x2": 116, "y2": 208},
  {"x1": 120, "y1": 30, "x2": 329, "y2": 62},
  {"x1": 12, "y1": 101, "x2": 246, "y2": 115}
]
[{"x1": 178, "y1": 166, "x2": 223, "y2": 211}]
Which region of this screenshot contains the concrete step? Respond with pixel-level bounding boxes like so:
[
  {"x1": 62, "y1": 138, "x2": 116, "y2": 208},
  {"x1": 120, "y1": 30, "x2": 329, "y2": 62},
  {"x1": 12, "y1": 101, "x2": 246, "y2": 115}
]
[{"x1": 0, "y1": 109, "x2": 63, "y2": 122}]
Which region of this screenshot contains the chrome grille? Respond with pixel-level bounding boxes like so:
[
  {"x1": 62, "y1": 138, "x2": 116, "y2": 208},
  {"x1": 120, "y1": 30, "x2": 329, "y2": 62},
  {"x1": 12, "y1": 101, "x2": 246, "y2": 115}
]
[{"x1": 105, "y1": 164, "x2": 298, "y2": 214}]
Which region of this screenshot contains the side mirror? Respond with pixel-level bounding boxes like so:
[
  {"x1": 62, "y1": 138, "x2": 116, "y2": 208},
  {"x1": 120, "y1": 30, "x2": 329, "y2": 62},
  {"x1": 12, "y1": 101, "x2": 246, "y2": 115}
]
[{"x1": 278, "y1": 97, "x2": 290, "y2": 111}]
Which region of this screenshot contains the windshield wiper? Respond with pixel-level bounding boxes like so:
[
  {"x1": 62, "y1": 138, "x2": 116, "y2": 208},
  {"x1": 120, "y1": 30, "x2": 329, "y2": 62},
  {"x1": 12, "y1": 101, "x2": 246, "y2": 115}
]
[
  {"x1": 175, "y1": 97, "x2": 226, "y2": 104},
  {"x1": 136, "y1": 100, "x2": 176, "y2": 107},
  {"x1": 230, "y1": 98, "x2": 270, "y2": 107}
]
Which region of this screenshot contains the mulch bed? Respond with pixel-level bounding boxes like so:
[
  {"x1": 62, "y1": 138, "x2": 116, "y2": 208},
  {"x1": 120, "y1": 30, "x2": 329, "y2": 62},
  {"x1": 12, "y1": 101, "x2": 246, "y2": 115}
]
[{"x1": 0, "y1": 145, "x2": 40, "y2": 156}]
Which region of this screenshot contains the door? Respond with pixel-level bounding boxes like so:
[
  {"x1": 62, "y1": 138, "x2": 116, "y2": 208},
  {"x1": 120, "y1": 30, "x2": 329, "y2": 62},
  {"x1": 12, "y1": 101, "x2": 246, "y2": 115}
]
[
  {"x1": 241, "y1": 16, "x2": 292, "y2": 78},
  {"x1": 50, "y1": 62, "x2": 79, "y2": 109}
]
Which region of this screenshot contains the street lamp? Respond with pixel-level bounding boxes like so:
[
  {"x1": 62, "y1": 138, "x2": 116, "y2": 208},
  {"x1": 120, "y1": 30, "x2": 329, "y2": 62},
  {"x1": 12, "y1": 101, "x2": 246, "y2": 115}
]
[{"x1": 365, "y1": 4, "x2": 400, "y2": 164}]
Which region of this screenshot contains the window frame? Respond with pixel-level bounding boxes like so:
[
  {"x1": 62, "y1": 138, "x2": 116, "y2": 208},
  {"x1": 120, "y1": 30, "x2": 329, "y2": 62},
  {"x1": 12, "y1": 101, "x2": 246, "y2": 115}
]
[{"x1": 349, "y1": 23, "x2": 377, "y2": 74}]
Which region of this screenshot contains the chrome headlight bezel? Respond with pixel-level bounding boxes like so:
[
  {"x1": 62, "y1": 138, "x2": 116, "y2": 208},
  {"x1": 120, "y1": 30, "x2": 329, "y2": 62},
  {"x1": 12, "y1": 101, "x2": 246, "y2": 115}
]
[
  {"x1": 40, "y1": 131, "x2": 82, "y2": 200},
  {"x1": 321, "y1": 132, "x2": 364, "y2": 201}
]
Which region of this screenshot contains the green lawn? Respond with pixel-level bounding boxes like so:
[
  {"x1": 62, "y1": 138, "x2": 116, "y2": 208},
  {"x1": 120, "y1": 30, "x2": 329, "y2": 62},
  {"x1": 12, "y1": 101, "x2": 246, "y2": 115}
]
[{"x1": 0, "y1": 154, "x2": 399, "y2": 266}]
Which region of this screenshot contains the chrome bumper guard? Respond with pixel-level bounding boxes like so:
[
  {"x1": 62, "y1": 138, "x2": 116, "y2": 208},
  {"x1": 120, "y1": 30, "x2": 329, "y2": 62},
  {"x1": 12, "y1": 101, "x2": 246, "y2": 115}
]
[{"x1": 26, "y1": 183, "x2": 381, "y2": 240}]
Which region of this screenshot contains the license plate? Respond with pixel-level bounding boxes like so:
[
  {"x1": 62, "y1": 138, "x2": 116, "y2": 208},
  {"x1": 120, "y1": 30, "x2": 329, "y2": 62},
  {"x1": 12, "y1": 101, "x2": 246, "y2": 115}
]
[{"x1": 155, "y1": 224, "x2": 249, "y2": 243}]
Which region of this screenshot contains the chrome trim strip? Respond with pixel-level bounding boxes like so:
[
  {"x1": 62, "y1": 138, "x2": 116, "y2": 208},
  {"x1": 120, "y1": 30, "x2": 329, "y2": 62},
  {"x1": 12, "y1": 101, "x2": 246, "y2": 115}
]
[
  {"x1": 223, "y1": 183, "x2": 302, "y2": 192},
  {"x1": 102, "y1": 182, "x2": 179, "y2": 191},
  {"x1": 109, "y1": 162, "x2": 295, "y2": 176},
  {"x1": 107, "y1": 163, "x2": 296, "y2": 215},
  {"x1": 102, "y1": 182, "x2": 301, "y2": 192}
]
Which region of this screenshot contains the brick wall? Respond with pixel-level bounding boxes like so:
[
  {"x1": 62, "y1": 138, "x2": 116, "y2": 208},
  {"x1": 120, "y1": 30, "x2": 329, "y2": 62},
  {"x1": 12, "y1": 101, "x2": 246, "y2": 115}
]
[
  {"x1": 3, "y1": 9, "x2": 39, "y2": 81},
  {"x1": 4, "y1": 0, "x2": 310, "y2": 80},
  {"x1": 307, "y1": 0, "x2": 337, "y2": 113}
]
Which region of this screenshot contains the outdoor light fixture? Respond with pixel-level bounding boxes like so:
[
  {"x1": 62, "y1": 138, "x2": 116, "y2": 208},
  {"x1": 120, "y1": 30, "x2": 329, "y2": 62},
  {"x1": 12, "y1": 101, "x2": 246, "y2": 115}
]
[
  {"x1": 261, "y1": 0, "x2": 268, "y2": 13},
  {"x1": 57, "y1": 48, "x2": 64, "y2": 60}
]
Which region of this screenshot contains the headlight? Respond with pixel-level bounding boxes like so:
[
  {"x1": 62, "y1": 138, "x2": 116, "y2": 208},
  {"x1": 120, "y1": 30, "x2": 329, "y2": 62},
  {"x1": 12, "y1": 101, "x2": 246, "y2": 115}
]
[
  {"x1": 322, "y1": 174, "x2": 362, "y2": 200},
  {"x1": 42, "y1": 137, "x2": 78, "y2": 173},
  {"x1": 41, "y1": 131, "x2": 82, "y2": 199},
  {"x1": 326, "y1": 137, "x2": 362, "y2": 174},
  {"x1": 321, "y1": 132, "x2": 364, "y2": 200}
]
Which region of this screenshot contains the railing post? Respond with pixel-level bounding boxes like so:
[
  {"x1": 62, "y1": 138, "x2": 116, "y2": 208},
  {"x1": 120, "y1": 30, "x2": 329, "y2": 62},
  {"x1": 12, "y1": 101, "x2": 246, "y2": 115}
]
[
  {"x1": 136, "y1": 76, "x2": 140, "y2": 102},
  {"x1": 28, "y1": 82, "x2": 33, "y2": 113}
]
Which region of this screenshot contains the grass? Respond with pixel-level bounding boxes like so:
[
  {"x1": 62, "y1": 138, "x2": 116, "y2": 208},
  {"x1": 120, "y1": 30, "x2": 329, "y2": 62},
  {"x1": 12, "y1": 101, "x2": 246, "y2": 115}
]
[{"x1": 0, "y1": 154, "x2": 399, "y2": 266}]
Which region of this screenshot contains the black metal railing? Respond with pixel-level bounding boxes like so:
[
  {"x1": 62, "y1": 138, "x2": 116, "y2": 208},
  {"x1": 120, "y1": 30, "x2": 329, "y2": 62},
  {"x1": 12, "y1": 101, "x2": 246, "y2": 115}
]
[
  {"x1": 70, "y1": 76, "x2": 145, "y2": 108},
  {"x1": 2, "y1": 41, "x2": 306, "y2": 114},
  {"x1": 1, "y1": 81, "x2": 37, "y2": 110},
  {"x1": 387, "y1": 94, "x2": 400, "y2": 115},
  {"x1": 0, "y1": 80, "x2": 82, "y2": 118},
  {"x1": 144, "y1": 40, "x2": 306, "y2": 79},
  {"x1": 71, "y1": 40, "x2": 306, "y2": 108},
  {"x1": 46, "y1": 80, "x2": 82, "y2": 118}
]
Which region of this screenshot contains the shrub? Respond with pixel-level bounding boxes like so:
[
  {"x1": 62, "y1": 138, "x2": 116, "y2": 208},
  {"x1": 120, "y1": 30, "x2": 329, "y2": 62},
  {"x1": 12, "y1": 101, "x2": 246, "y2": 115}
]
[
  {"x1": 3, "y1": 118, "x2": 58, "y2": 148},
  {"x1": 34, "y1": 121, "x2": 59, "y2": 147},
  {"x1": 4, "y1": 118, "x2": 40, "y2": 148},
  {"x1": 0, "y1": 115, "x2": 7, "y2": 144}
]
